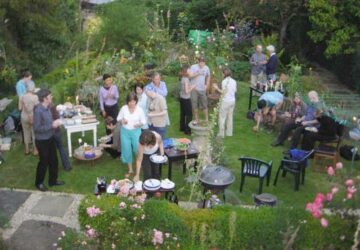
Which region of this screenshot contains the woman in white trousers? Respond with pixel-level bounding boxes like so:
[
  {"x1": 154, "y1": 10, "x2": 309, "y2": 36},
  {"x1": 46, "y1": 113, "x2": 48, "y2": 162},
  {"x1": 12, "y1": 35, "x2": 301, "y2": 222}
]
[{"x1": 213, "y1": 68, "x2": 237, "y2": 138}]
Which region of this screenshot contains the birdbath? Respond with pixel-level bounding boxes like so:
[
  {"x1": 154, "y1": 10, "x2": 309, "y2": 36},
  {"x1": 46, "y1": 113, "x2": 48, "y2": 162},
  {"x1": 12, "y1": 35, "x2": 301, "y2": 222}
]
[{"x1": 188, "y1": 120, "x2": 209, "y2": 150}]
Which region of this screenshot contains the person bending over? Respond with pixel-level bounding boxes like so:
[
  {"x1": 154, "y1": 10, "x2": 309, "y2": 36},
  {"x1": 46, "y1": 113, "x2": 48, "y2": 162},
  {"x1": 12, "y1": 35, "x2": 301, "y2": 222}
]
[
  {"x1": 133, "y1": 130, "x2": 164, "y2": 182},
  {"x1": 253, "y1": 91, "x2": 283, "y2": 132}
]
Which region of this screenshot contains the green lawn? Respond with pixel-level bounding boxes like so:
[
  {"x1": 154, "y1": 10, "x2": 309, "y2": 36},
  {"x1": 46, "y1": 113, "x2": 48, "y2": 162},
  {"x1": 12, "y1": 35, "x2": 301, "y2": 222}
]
[{"x1": 0, "y1": 77, "x2": 358, "y2": 209}]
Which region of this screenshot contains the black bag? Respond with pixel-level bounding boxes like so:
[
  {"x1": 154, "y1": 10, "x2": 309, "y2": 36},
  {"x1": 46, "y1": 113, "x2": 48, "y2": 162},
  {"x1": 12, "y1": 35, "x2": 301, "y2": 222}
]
[{"x1": 340, "y1": 145, "x2": 359, "y2": 161}]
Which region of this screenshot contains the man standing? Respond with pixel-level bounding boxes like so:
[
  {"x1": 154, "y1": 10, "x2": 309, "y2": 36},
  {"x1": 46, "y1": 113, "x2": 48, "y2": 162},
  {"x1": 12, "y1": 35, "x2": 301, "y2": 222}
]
[
  {"x1": 145, "y1": 72, "x2": 168, "y2": 97},
  {"x1": 189, "y1": 56, "x2": 210, "y2": 123},
  {"x1": 99, "y1": 74, "x2": 119, "y2": 134},
  {"x1": 250, "y1": 45, "x2": 266, "y2": 92},
  {"x1": 266, "y1": 45, "x2": 278, "y2": 82},
  {"x1": 33, "y1": 89, "x2": 64, "y2": 191}
]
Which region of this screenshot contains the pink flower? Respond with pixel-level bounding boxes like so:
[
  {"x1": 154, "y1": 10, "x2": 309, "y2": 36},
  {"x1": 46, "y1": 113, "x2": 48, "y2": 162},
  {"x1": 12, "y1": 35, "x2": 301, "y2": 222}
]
[
  {"x1": 118, "y1": 185, "x2": 129, "y2": 197},
  {"x1": 311, "y1": 209, "x2": 322, "y2": 219},
  {"x1": 320, "y1": 218, "x2": 329, "y2": 228},
  {"x1": 314, "y1": 193, "x2": 326, "y2": 205},
  {"x1": 152, "y1": 229, "x2": 164, "y2": 245},
  {"x1": 86, "y1": 228, "x2": 97, "y2": 238},
  {"x1": 130, "y1": 204, "x2": 139, "y2": 209},
  {"x1": 347, "y1": 186, "x2": 357, "y2": 194},
  {"x1": 305, "y1": 202, "x2": 313, "y2": 211},
  {"x1": 327, "y1": 166, "x2": 335, "y2": 176},
  {"x1": 326, "y1": 192, "x2": 333, "y2": 202},
  {"x1": 335, "y1": 162, "x2": 343, "y2": 170},
  {"x1": 331, "y1": 186, "x2": 339, "y2": 194},
  {"x1": 345, "y1": 179, "x2": 354, "y2": 187},
  {"x1": 347, "y1": 193, "x2": 353, "y2": 200},
  {"x1": 141, "y1": 214, "x2": 146, "y2": 220},
  {"x1": 119, "y1": 202, "x2": 127, "y2": 209},
  {"x1": 86, "y1": 206, "x2": 101, "y2": 218}
]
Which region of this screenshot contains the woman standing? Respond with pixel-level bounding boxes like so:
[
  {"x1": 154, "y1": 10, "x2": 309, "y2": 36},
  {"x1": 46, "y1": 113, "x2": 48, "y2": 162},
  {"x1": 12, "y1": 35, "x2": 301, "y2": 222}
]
[
  {"x1": 133, "y1": 129, "x2": 164, "y2": 182},
  {"x1": 19, "y1": 81, "x2": 39, "y2": 155},
  {"x1": 134, "y1": 83, "x2": 148, "y2": 129},
  {"x1": 213, "y1": 68, "x2": 237, "y2": 138},
  {"x1": 146, "y1": 91, "x2": 168, "y2": 140},
  {"x1": 179, "y1": 65, "x2": 195, "y2": 135},
  {"x1": 99, "y1": 74, "x2": 119, "y2": 134},
  {"x1": 117, "y1": 92, "x2": 146, "y2": 177}
]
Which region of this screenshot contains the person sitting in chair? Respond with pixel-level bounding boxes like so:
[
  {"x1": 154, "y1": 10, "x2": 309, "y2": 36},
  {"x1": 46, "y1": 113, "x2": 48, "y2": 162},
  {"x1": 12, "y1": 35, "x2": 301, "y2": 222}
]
[
  {"x1": 301, "y1": 110, "x2": 338, "y2": 151},
  {"x1": 253, "y1": 91, "x2": 284, "y2": 132}
]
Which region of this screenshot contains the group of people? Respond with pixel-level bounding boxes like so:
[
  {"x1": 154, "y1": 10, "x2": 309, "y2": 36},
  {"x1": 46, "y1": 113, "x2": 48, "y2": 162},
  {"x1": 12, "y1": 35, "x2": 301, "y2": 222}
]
[
  {"x1": 99, "y1": 55, "x2": 238, "y2": 182},
  {"x1": 179, "y1": 56, "x2": 237, "y2": 138},
  {"x1": 254, "y1": 89, "x2": 338, "y2": 152},
  {"x1": 250, "y1": 44, "x2": 279, "y2": 93},
  {"x1": 16, "y1": 70, "x2": 71, "y2": 192}
]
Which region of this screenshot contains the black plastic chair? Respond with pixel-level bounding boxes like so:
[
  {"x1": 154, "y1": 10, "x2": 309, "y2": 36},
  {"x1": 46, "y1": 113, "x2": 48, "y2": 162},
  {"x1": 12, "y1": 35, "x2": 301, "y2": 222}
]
[
  {"x1": 239, "y1": 157, "x2": 273, "y2": 194},
  {"x1": 273, "y1": 150, "x2": 314, "y2": 191}
]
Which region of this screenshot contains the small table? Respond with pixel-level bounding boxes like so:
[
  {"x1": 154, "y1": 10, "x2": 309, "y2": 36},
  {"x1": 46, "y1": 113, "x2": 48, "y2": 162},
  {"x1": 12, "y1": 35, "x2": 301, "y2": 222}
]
[
  {"x1": 164, "y1": 144, "x2": 199, "y2": 180},
  {"x1": 64, "y1": 121, "x2": 99, "y2": 157}
]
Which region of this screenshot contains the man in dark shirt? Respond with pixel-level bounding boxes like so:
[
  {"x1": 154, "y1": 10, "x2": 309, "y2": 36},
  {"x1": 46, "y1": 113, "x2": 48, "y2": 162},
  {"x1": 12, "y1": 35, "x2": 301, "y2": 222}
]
[
  {"x1": 266, "y1": 45, "x2": 278, "y2": 82},
  {"x1": 301, "y1": 113, "x2": 338, "y2": 151},
  {"x1": 33, "y1": 89, "x2": 64, "y2": 191}
]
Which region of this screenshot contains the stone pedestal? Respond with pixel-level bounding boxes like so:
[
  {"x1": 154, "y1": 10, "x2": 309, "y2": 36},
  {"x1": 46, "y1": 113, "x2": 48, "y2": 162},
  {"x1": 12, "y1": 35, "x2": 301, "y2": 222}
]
[{"x1": 188, "y1": 121, "x2": 211, "y2": 164}]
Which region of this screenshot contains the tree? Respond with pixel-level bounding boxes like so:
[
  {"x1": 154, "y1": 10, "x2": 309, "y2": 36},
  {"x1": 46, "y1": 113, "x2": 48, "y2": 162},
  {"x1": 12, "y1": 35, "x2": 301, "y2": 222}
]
[
  {"x1": 307, "y1": 0, "x2": 360, "y2": 57},
  {"x1": 220, "y1": 0, "x2": 307, "y2": 47},
  {"x1": 0, "y1": 0, "x2": 80, "y2": 75}
]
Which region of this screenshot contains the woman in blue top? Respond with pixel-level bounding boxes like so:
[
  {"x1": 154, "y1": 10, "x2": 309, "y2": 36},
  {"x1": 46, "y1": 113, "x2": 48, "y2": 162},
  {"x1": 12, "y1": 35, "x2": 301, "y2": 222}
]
[{"x1": 253, "y1": 91, "x2": 284, "y2": 132}]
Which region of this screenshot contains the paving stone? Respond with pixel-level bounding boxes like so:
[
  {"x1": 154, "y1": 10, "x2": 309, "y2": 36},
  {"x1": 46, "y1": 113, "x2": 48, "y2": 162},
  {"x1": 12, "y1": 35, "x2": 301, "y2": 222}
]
[
  {"x1": 30, "y1": 195, "x2": 74, "y2": 217},
  {"x1": 0, "y1": 190, "x2": 31, "y2": 219},
  {"x1": 5, "y1": 220, "x2": 66, "y2": 250}
]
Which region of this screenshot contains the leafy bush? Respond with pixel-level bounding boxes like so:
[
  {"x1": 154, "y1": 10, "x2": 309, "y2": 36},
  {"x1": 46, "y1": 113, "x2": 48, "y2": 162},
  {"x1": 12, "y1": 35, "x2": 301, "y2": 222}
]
[
  {"x1": 228, "y1": 60, "x2": 250, "y2": 82},
  {"x1": 59, "y1": 195, "x2": 357, "y2": 249},
  {"x1": 95, "y1": 0, "x2": 149, "y2": 50}
]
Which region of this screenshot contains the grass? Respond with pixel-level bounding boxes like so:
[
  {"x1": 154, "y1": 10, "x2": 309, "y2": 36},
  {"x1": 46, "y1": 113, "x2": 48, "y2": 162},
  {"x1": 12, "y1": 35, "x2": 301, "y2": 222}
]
[{"x1": 0, "y1": 76, "x2": 359, "y2": 209}]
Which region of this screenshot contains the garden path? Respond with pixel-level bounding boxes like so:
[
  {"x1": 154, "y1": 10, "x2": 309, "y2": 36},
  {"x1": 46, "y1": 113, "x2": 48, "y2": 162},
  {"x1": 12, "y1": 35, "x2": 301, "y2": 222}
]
[{"x1": 0, "y1": 188, "x2": 83, "y2": 250}]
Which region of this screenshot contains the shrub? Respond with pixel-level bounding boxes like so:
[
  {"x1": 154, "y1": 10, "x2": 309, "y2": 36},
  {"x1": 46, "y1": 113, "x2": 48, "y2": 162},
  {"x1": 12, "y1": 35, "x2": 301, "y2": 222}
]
[
  {"x1": 95, "y1": 0, "x2": 149, "y2": 50},
  {"x1": 62, "y1": 195, "x2": 356, "y2": 249}
]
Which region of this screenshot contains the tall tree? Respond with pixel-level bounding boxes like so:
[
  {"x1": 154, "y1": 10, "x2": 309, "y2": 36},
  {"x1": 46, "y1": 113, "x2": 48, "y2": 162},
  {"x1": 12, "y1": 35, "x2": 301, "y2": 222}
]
[{"x1": 307, "y1": 0, "x2": 360, "y2": 57}]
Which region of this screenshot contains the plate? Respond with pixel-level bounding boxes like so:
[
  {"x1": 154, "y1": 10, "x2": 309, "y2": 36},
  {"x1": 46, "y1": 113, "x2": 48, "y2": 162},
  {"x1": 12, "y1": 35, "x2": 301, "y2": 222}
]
[
  {"x1": 143, "y1": 179, "x2": 161, "y2": 189},
  {"x1": 160, "y1": 179, "x2": 175, "y2": 189},
  {"x1": 150, "y1": 154, "x2": 168, "y2": 164},
  {"x1": 142, "y1": 185, "x2": 160, "y2": 191}
]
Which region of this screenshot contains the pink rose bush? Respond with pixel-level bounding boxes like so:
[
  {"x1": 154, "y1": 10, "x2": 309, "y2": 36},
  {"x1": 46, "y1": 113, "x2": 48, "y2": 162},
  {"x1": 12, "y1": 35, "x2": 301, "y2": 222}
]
[
  {"x1": 152, "y1": 229, "x2": 164, "y2": 245},
  {"x1": 86, "y1": 206, "x2": 101, "y2": 218},
  {"x1": 306, "y1": 162, "x2": 357, "y2": 228}
]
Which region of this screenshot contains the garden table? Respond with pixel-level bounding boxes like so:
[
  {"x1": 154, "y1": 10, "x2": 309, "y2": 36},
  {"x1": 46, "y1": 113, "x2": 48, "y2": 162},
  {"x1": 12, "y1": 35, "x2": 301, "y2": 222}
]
[
  {"x1": 164, "y1": 143, "x2": 199, "y2": 180},
  {"x1": 63, "y1": 121, "x2": 99, "y2": 157}
]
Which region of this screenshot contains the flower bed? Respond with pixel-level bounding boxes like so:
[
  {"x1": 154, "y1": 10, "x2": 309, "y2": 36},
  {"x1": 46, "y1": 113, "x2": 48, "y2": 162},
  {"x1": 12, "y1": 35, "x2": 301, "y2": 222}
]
[{"x1": 57, "y1": 194, "x2": 357, "y2": 249}]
